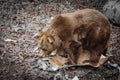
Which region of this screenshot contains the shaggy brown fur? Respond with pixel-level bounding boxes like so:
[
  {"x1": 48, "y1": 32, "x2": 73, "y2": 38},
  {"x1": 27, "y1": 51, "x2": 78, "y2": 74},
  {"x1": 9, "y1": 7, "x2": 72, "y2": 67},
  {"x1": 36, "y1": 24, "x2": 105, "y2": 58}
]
[{"x1": 37, "y1": 9, "x2": 111, "y2": 66}]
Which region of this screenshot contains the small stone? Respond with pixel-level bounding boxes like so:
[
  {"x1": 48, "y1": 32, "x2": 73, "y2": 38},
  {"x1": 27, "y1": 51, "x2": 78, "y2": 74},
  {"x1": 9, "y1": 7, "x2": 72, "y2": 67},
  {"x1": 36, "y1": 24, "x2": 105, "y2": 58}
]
[{"x1": 72, "y1": 76, "x2": 79, "y2": 80}]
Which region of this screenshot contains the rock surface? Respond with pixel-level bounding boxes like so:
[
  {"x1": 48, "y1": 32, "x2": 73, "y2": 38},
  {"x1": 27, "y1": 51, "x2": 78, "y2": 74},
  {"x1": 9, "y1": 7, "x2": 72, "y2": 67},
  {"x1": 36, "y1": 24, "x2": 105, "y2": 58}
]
[
  {"x1": 0, "y1": 0, "x2": 120, "y2": 80},
  {"x1": 103, "y1": 0, "x2": 120, "y2": 26}
]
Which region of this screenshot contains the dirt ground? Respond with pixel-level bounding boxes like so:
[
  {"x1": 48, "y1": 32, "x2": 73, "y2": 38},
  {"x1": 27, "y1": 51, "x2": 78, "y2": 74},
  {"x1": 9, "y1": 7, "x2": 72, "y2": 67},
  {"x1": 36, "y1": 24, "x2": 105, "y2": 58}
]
[{"x1": 0, "y1": 0, "x2": 120, "y2": 80}]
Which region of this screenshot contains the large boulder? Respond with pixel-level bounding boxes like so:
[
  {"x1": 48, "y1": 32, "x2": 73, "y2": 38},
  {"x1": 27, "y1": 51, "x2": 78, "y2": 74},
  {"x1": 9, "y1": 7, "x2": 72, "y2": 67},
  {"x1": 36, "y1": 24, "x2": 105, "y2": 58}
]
[{"x1": 103, "y1": 0, "x2": 120, "y2": 26}]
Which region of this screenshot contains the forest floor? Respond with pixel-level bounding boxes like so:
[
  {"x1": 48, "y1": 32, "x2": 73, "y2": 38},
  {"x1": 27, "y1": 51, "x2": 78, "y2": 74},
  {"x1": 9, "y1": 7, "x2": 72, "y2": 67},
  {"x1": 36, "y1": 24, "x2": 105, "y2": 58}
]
[{"x1": 0, "y1": 0, "x2": 120, "y2": 80}]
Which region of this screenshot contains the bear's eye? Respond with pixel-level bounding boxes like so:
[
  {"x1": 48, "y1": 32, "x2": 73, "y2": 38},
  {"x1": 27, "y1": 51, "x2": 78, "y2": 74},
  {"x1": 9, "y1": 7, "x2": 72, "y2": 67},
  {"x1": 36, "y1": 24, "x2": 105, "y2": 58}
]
[
  {"x1": 50, "y1": 42, "x2": 53, "y2": 44},
  {"x1": 42, "y1": 48, "x2": 47, "y2": 51},
  {"x1": 40, "y1": 47, "x2": 47, "y2": 51}
]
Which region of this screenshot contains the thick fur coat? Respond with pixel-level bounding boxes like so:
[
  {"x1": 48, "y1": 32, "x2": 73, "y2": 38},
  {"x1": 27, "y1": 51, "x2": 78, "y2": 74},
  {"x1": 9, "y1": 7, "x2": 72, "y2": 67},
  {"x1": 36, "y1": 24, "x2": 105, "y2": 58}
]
[{"x1": 37, "y1": 9, "x2": 111, "y2": 66}]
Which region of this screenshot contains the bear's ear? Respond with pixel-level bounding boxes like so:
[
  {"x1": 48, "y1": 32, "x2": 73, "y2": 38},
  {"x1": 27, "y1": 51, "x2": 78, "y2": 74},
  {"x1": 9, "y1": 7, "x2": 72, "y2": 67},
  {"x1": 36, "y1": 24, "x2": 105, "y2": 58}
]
[
  {"x1": 34, "y1": 32, "x2": 43, "y2": 39},
  {"x1": 52, "y1": 14, "x2": 65, "y2": 27},
  {"x1": 47, "y1": 36, "x2": 54, "y2": 43},
  {"x1": 54, "y1": 15, "x2": 63, "y2": 20}
]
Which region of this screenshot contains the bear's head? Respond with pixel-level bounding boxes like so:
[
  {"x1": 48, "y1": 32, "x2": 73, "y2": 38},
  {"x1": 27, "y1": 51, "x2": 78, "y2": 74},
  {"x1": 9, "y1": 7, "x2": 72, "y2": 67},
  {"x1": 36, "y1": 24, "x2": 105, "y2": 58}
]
[{"x1": 35, "y1": 32, "x2": 61, "y2": 57}]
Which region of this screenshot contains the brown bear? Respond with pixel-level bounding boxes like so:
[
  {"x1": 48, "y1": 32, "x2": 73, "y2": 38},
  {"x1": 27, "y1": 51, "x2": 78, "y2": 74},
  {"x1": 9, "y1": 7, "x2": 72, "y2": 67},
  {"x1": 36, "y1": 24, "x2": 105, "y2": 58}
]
[{"x1": 36, "y1": 9, "x2": 111, "y2": 66}]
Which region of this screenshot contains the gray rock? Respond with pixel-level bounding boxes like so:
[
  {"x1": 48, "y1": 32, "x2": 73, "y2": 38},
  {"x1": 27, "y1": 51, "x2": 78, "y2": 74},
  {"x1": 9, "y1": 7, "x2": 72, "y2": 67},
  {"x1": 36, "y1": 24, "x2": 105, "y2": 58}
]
[{"x1": 103, "y1": 0, "x2": 120, "y2": 26}]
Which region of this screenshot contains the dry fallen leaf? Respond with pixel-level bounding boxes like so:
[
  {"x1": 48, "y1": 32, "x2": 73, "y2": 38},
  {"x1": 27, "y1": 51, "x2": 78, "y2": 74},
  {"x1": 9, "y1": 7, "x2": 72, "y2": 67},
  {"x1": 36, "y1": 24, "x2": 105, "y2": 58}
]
[
  {"x1": 78, "y1": 54, "x2": 108, "y2": 67},
  {"x1": 18, "y1": 54, "x2": 24, "y2": 61},
  {"x1": 4, "y1": 39, "x2": 17, "y2": 43},
  {"x1": 49, "y1": 49, "x2": 108, "y2": 68},
  {"x1": 49, "y1": 55, "x2": 68, "y2": 68},
  {"x1": 95, "y1": 55, "x2": 108, "y2": 67},
  {"x1": 76, "y1": 48, "x2": 109, "y2": 67},
  {"x1": 77, "y1": 50, "x2": 90, "y2": 65}
]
